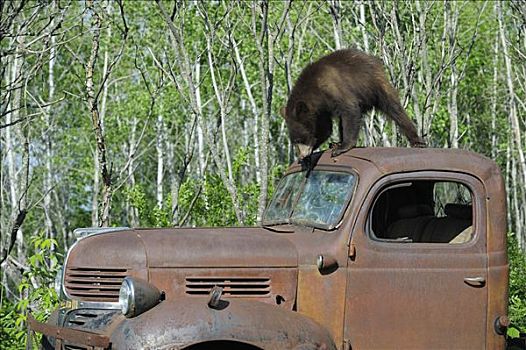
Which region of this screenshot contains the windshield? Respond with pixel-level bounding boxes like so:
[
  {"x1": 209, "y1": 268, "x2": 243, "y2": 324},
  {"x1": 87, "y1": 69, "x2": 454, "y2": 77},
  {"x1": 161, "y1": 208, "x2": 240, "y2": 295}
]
[{"x1": 264, "y1": 170, "x2": 356, "y2": 229}]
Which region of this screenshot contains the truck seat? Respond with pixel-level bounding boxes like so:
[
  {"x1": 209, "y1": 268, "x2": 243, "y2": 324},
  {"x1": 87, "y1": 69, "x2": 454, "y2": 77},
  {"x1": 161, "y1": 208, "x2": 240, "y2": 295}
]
[
  {"x1": 385, "y1": 204, "x2": 433, "y2": 241},
  {"x1": 385, "y1": 204, "x2": 473, "y2": 243},
  {"x1": 419, "y1": 204, "x2": 473, "y2": 243}
]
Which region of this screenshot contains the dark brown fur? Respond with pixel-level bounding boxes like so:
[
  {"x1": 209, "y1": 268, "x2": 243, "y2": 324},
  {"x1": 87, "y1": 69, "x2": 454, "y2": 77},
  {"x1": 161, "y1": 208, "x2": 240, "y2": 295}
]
[{"x1": 281, "y1": 49, "x2": 426, "y2": 158}]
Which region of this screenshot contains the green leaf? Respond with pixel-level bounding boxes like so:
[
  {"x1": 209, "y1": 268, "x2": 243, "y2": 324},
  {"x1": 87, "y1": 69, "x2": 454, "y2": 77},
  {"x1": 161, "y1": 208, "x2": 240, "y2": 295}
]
[{"x1": 507, "y1": 326, "x2": 520, "y2": 338}]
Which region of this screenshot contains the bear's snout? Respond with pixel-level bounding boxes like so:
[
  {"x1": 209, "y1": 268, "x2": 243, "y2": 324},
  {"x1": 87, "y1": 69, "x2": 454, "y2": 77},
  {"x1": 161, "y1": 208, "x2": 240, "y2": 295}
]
[{"x1": 296, "y1": 144, "x2": 313, "y2": 160}]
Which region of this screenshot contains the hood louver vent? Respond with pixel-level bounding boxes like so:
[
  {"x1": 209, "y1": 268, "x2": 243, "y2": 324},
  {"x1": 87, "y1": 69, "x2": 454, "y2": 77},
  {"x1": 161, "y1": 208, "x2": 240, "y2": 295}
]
[
  {"x1": 64, "y1": 267, "x2": 128, "y2": 301},
  {"x1": 185, "y1": 276, "x2": 271, "y2": 297},
  {"x1": 65, "y1": 311, "x2": 98, "y2": 326}
]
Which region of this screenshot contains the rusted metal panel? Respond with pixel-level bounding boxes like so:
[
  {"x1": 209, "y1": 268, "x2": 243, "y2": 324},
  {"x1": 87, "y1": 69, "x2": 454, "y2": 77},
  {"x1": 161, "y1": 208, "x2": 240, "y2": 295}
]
[
  {"x1": 67, "y1": 230, "x2": 147, "y2": 267},
  {"x1": 297, "y1": 266, "x2": 347, "y2": 347},
  {"x1": 65, "y1": 230, "x2": 148, "y2": 302},
  {"x1": 135, "y1": 227, "x2": 298, "y2": 268},
  {"x1": 484, "y1": 163, "x2": 509, "y2": 350},
  {"x1": 341, "y1": 147, "x2": 499, "y2": 182},
  {"x1": 149, "y1": 267, "x2": 298, "y2": 311},
  {"x1": 110, "y1": 297, "x2": 336, "y2": 350},
  {"x1": 487, "y1": 257, "x2": 509, "y2": 349},
  {"x1": 286, "y1": 148, "x2": 501, "y2": 183},
  {"x1": 29, "y1": 148, "x2": 508, "y2": 350},
  {"x1": 343, "y1": 170, "x2": 490, "y2": 349},
  {"x1": 28, "y1": 314, "x2": 111, "y2": 348},
  {"x1": 64, "y1": 267, "x2": 128, "y2": 302}
]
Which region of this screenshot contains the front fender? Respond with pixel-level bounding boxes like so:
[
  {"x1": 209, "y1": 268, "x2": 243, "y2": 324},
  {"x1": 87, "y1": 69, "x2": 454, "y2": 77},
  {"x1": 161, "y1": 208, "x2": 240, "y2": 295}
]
[{"x1": 110, "y1": 297, "x2": 336, "y2": 350}]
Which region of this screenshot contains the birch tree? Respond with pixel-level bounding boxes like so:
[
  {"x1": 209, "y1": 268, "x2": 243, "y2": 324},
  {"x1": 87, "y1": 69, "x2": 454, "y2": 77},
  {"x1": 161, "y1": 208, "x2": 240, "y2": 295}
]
[
  {"x1": 498, "y1": 1, "x2": 526, "y2": 247},
  {"x1": 1, "y1": 6, "x2": 526, "y2": 345},
  {"x1": 156, "y1": 0, "x2": 245, "y2": 224},
  {"x1": 251, "y1": 0, "x2": 291, "y2": 222},
  {"x1": 84, "y1": 0, "x2": 128, "y2": 226}
]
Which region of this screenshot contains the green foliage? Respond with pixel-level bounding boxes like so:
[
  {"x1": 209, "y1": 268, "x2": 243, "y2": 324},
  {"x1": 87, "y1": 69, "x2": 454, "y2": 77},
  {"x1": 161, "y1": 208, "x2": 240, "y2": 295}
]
[
  {"x1": 177, "y1": 148, "x2": 284, "y2": 227},
  {"x1": 508, "y1": 233, "x2": 526, "y2": 336},
  {"x1": 126, "y1": 184, "x2": 148, "y2": 220},
  {"x1": 125, "y1": 184, "x2": 172, "y2": 227},
  {"x1": 2, "y1": 0, "x2": 526, "y2": 348},
  {"x1": 0, "y1": 234, "x2": 61, "y2": 349},
  {"x1": 153, "y1": 204, "x2": 172, "y2": 227},
  {"x1": 0, "y1": 299, "x2": 22, "y2": 349},
  {"x1": 177, "y1": 175, "x2": 235, "y2": 227}
]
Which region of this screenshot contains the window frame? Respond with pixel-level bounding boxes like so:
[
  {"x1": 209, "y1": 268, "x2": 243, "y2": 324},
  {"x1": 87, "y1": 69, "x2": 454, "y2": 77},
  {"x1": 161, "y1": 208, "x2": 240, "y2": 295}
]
[
  {"x1": 365, "y1": 171, "x2": 484, "y2": 247},
  {"x1": 263, "y1": 166, "x2": 359, "y2": 231}
]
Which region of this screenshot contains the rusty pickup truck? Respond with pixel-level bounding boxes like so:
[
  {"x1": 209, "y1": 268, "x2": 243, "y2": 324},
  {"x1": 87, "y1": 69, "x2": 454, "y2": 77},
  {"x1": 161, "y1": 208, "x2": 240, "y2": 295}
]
[{"x1": 30, "y1": 148, "x2": 511, "y2": 349}]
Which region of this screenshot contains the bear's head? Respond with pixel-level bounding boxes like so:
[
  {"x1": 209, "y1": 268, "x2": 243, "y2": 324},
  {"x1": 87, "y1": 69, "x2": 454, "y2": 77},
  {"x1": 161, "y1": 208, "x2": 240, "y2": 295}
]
[{"x1": 280, "y1": 101, "x2": 321, "y2": 160}]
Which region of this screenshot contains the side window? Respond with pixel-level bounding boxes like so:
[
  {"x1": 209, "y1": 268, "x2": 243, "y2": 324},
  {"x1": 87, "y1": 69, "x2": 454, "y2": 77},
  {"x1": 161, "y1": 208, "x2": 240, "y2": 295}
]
[{"x1": 369, "y1": 180, "x2": 474, "y2": 244}]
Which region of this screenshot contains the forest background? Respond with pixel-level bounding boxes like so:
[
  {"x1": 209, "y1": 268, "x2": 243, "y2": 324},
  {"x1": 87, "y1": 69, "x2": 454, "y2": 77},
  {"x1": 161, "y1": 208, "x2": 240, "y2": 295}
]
[{"x1": 1, "y1": 0, "x2": 525, "y2": 347}]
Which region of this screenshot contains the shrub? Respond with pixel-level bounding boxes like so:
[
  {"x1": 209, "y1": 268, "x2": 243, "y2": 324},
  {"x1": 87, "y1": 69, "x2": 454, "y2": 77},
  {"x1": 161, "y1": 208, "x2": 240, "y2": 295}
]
[{"x1": 507, "y1": 233, "x2": 526, "y2": 337}]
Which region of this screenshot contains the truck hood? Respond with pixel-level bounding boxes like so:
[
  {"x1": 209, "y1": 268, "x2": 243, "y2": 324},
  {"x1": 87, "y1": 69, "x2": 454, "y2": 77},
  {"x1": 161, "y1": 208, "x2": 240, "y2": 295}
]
[
  {"x1": 136, "y1": 227, "x2": 298, "y2": 268},
  {"x1": 67, "y1": 227, "x2": 298, "y2": 269}
]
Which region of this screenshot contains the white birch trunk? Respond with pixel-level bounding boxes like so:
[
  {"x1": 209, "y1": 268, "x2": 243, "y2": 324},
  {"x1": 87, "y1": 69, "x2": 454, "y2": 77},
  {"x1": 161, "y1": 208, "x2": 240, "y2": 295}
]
[
  {"x1": 156, "y1": 1, "x2": 244, "y2": 224},
  {"x1": 232, "y1": 38, "x2": 260, "y2": 183},
  {"x1": 498, "y1": 2, "x2": 526, "y2": 189},
  {"x1": 511, "y1": 147, "x2": 522, "y2": 242},
  {"x1": 253, "y1": 2, "x2": 271, "y2": 223},
  {"x1": 206, "y1": 39, "x2": 233, "y2": 183},
  {"x1": 359, "y1": 1, "x2": 369, "y2": 52},
  {"x1": 415, "y1": 1, "x2": 433, "y2": 138},
  {"x1": 329, "y1": 0, "x2": 343, "y2": 50},
  {"x1": 127, "y1": 117, "x2": 139, "y2": 227},
  {"x1": 505, "y1": 143, "x2": 512, "y2": 232},
  {"x1": 6, "y1": 82, "x2": 19, "y2": 253},
  {"x1": 444, "y1": 2, "x2": 459, "y2": 148},
  {"x1": 253, "y1": 0, "x2": 291, "y2": 222},
  {"x1": 86, "y1": 5, "x2": 112, "y2": 227},
  {"x1": 449, "y1": 64, "x2": 459, "y2": 148},
  {"x1": 6, "y1": 34, "x2": 25, "y2": 258},
  {"x1": 44, "y1": 10, "x2": 56, "y2": 258},
  {"x1": 491, "y1": 30, "x2": 499, "y2": 159},
  {"x1": 156, "y1": 114, "x2": 164, "y2": 209},
  {"x1": 91, "y1": 152, "x2": 99, "y2": 226},
  {"x1": 195, "y1": 62, "x2": 205, "y2": 177}
]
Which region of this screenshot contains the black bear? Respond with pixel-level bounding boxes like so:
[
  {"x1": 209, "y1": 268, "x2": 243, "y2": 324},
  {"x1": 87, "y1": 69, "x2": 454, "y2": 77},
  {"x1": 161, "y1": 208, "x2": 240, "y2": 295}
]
[{"x1": 280, "y1": 48, "x2": 426, "y2": 159}]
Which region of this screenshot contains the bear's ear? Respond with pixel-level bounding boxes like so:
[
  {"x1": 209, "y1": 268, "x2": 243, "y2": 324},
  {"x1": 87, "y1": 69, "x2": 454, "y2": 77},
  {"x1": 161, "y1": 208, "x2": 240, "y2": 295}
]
[
  {"x1": 280, "y1": 106, "x2": 287, "y2": 119},
  {"x1": 295, "y1": 101, "x2": 308, "y2": 114}
]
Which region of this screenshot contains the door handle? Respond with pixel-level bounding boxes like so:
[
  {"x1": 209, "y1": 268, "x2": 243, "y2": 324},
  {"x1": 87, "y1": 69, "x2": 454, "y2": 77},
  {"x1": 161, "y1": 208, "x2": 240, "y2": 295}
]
[{"x1": 464, "y1": 276, "x2": 486, "y2": 287}]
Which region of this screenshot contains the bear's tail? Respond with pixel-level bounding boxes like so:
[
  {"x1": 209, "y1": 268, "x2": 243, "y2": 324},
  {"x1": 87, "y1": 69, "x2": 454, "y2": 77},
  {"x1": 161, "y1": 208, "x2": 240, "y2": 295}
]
[{"x1": 377, "y1": 84, "x2": 426, "y2": 147}]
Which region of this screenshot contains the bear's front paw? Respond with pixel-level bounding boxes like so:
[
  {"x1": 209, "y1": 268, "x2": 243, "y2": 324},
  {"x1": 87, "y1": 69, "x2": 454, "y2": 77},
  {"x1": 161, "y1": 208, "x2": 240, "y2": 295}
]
[
  {"x1": 411, "y1": 141, "x2": 427, "y2": 148},
  {"x1": 329, "y1": 142, "x2": 341, "y2": 150},
  {"x1": 331, "y1": 145, "x2": 351, "y2": 157}
]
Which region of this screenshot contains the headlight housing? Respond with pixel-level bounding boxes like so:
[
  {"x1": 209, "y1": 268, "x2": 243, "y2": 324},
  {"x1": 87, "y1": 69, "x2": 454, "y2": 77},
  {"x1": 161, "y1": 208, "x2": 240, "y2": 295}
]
[
  {"x1": 119, "y1": 277, "x2": 162, "y2": 318},
  {"x1": 54, "y1": 267, "x2": 64, "y2": 299}
]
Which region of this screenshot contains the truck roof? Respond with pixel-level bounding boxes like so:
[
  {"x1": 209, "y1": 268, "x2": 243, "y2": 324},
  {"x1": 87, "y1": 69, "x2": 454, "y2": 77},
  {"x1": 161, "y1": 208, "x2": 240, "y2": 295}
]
[
  {"x1": 301, "y1": 147, "x2": 500, "y2": 182},
  {"x1": 286, "y1": 147, "x2": 506, "y2": 255}
]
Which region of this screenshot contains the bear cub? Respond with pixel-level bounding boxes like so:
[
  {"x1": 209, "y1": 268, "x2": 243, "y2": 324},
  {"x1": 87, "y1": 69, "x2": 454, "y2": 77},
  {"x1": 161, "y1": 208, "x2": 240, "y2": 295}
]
[{"x1": 280, "y1": 48, "x2": 426, "y2": 159}]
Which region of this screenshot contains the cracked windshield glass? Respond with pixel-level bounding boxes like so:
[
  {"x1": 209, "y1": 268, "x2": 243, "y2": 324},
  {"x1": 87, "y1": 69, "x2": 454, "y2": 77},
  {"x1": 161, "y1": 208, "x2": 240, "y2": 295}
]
[{"x1": 264, "y1": 171, "x2": 356, "y2": 228}]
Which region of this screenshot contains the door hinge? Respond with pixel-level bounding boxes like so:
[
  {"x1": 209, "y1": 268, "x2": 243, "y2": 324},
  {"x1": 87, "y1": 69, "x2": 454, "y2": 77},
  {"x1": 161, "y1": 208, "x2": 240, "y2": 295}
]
[{"x1": 349, "y1": 242, "x2": 356, "y2": 260}]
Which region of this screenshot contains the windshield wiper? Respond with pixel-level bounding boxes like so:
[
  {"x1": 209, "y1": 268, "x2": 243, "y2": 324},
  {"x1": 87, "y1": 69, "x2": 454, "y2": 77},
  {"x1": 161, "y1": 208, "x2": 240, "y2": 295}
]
[
  {"x1": 261, "y1": 221, "x2": 295, "y2": 233},
  {"x1": 394, "y1": 237, "x2": 413, "y2": 243}
]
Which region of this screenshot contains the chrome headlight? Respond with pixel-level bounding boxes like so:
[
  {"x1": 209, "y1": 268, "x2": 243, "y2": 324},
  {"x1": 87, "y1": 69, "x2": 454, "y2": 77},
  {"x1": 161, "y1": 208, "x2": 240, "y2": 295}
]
[
  {"x1": 119, "y1": 278, "x2": 133, "y2": 316},
  {"x1": 119, "y1": 277, "x2": 162, "y2": 318},
  {"x1": 54, "y1": 267, "x2": 64, "y2": 299}
]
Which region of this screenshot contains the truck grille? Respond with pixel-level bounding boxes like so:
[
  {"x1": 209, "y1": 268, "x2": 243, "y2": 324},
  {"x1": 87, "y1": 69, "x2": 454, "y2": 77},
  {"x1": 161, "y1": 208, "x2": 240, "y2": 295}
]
[
  {"x1": 64, "y1": 267, "x2": 128, "y2": 301},
  {"x1": 185, "y1": 276, "x2": 271, "y2": 297}
]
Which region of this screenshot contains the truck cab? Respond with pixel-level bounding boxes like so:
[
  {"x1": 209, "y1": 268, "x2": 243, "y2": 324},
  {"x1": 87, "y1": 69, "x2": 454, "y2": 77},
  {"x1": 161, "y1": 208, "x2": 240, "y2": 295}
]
[{"x1": 31, "y1": 148, "x2": 509, "y2": 349}]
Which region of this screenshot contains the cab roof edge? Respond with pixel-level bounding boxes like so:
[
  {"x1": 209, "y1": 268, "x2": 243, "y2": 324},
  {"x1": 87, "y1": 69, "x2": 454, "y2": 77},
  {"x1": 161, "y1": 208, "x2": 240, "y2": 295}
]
[{"x1": 73, "y1": 227, "x2": 131, "y2": 240}]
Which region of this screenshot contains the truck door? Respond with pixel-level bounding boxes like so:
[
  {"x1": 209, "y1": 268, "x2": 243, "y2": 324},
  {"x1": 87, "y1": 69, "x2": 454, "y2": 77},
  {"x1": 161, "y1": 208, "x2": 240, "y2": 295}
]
[{"x1": 344, "y1": 172, "x2": 488, "y2": 349}]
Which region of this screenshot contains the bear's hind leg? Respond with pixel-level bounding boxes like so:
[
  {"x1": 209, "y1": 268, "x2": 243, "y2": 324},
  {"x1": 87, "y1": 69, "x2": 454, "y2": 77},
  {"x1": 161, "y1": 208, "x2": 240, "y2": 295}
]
[
  {"x1": 378, "y1": 87, "x2": 426, "y2": 147},
  {"x1": 332, "y1": 104, "x2": 361, "y2": 157}
]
